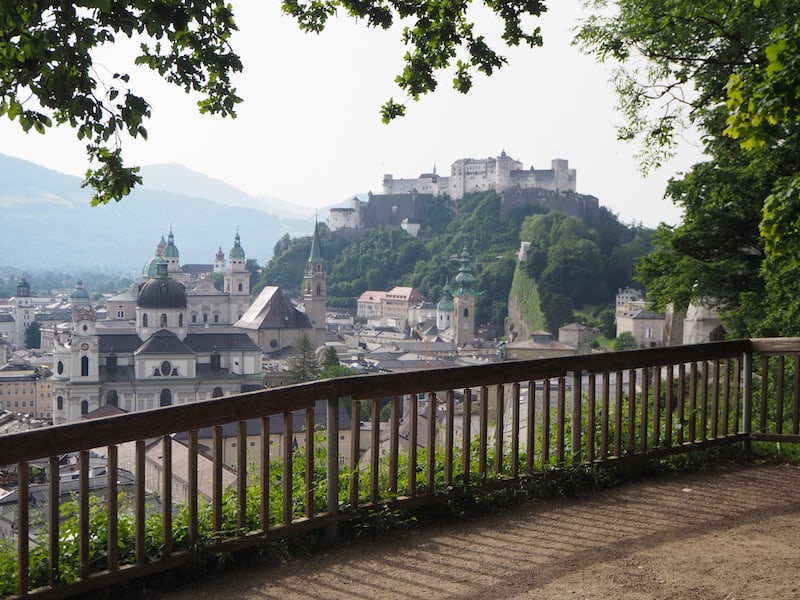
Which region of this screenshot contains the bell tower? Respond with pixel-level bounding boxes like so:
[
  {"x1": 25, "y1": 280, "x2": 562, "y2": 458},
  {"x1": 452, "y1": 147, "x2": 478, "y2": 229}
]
[
  {"x1": 303, "y1": 221, "x2": 327, "y2": 348},
  {"x1": 452, "y1": 247, "x2": 481, "y2": 347}
]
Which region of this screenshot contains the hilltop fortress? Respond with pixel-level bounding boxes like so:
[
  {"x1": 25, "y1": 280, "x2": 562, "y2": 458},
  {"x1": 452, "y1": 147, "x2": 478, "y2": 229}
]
[{"x1": 329, "y1": 152, "x2": 599, "y2": 232}]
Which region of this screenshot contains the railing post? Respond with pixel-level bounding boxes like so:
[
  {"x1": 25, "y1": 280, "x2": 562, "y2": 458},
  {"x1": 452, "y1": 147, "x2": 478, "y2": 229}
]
[
  {"x1": 570, "y1": 371, "x2": 582, "y2": 465},
  {"x1": 743, "y1": 350, "x2": 753, "y2": 453},
  {"x1": 326, "y1": 396, "x2": 339, "y2": 541},
  {"x1": 17, "y1": 462, "x2": 29, "y2": 596}
]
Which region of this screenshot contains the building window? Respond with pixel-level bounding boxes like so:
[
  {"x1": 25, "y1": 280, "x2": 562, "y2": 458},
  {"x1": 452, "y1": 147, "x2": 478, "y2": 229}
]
[
  {"x1": 203, "y1": 313, "x2": 208, "y2": 323},
  {"x1": 238, "y1": 282, "x2": 243, "y2": 292},
  {"x1": 81, "y1": 400, "x2": 88, "y2": 415},
  {"x1": 316, "y1": 284, "x2": 322, "y2": 296},
  {"x1": 142, "y1": 313, "x2": 148, "y2": 327},
  {"x1": 463, "y1": 308, "x2": 469, "y2": 317},
  {"x1": 107, "y1": 390, "x2": 118, "y2": 407},
  {"x1": 179, "y1": 313, "x2": 184, "y2": 327},
  {"x1": 116, "y1": 309, "x2": 124, "y2": 318},
  {"x1": 214, "y1": 314, "x2": 219, "y2": 323},
  {"x1": 160, "y1": 313, "x2": 168, "y2": 328},
  {"x1": 160, "y1": 389, "x2": 172, "y2": 407},
  {"x1": 192, "y1": 314, "x2": 197, "y2": 323},
  {"x1": 57, "y1": 361, "x2": 64, "y2": 375},
  {"x1": 57, "y1": 396, "x2": 63, "y2": 410},
  {"x1": 81, "y1": 356, "x2": 89, "y2": 377},
  {"x1": 161, "y1": 361, "x2": 172, "y2": 377},
  {"x1": 212, "y1": 387, "x2": 224, "y2": 398}
]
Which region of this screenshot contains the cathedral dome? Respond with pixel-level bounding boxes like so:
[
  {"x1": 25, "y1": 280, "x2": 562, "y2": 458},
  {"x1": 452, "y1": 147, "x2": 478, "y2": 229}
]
[
  {"x1": 229, "y1": 232, "x2": 245, "y2": 260},
  {"x1": 142, "y1": 255, "x2": 161, "y2": 278},
  {"x1": 71, "y1": 281, "x2": 90, "y2": 301},
  {"x1": 137, "y1": 259, "x2": 187, "y2": 309}
]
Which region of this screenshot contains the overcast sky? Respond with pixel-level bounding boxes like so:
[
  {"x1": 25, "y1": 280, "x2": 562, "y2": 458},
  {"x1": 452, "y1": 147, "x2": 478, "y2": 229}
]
[{"x1": 2, "y1": 2, "x2": 706, "y2": 227}]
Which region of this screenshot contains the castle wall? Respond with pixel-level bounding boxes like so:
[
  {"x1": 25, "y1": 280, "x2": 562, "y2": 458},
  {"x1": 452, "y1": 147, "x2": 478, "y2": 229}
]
[
  {"x1": 360, "y1": 193, "x2": 433, "y2": 229},
  {"x1": 499, "y1": 188, "x2": 599, "y2": 220}
]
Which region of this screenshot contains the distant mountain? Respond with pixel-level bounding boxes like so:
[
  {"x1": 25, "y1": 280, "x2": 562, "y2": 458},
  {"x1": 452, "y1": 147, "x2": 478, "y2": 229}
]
[
  {"x1": 139, "y1": 163, "x2": 315, "y2": 219},
  {"x1": 0, "y1": 154, "x2": 317, "y2": 272}
]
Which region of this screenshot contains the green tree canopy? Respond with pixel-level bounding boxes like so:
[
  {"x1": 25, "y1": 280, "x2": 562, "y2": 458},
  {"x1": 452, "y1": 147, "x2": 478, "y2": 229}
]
[
  {"x1": 286, "y1": 333, "x2": 320, "y2": 383},
  {"x1": 1, "y1": 1, "x2": 241, "y2": 205},
  {"x1": 24, "y1": 322, "x2": 42, "y2": 349},
  {"x1": 322, "y1": 346, "x2": 340, "y2": 368},
  {"x1": 613, "y1": 331, "x2": 637, "y2": 351},
  {"x1": 577, "y1": 0, "x2": 800, "y2": 336}
]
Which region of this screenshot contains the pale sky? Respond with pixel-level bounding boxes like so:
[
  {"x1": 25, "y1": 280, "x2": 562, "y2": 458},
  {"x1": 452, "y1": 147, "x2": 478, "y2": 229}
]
[{"x1": 2, "y1": 2, "x2": 706, "y2": 227}]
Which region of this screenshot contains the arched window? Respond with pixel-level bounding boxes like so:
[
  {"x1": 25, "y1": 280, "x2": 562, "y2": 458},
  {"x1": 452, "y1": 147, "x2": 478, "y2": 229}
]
[
  {"x1": 142, "y1": 313, "x2": 148, "y2": 327},
  {"x1": 160, "y1": 313, "x2": 167, "y2": 328},
  {"x1": 212, "y1": 387, "x2": 224, "y2": 398},
  {"x1": 81, "y1": 400, "x2": 88, "y2": 415},
  {"x1": 316, "y1": 283, "x2": 322, "y2": 296},
  {"x1": 179, "y1": 313, "x2": 184, "y2": 327},
  {"x1": 160, "y1": 389, "x2": 172, "y2": 407},
  {"x1": 81, "y1": 356, "x2": 89, "y2": 377},
  {"x1": 57, "y1": 395, "x2": 63, "y2": 410},
  {"x1": 238, "y1": 282, "x2": 243, "y2": 292},
  {"x1": 106, "y1": 390, "x2": 118, "y2": 407},
  {"x1": 463, "y1": 308, "x2": 469, "y2": 317}
]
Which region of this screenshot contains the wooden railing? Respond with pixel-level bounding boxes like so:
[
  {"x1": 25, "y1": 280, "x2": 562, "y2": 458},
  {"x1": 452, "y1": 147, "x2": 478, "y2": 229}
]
[{"x1": 1, "y1": 338, "x2": 799, "y2": 598}]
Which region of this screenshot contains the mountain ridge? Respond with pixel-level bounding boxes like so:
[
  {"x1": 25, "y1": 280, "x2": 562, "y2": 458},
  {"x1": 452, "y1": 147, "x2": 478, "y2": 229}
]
[{"x1": 0, "y1": 154, "x2": 318, "y2": 271}]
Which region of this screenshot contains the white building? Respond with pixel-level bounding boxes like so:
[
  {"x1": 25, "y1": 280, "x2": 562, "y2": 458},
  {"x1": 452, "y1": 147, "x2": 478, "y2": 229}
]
[
  {"x1": 51, "y1": 259, "x2": 263, "y2": 424},
  {"x1": 382, "y1": 152, "x2": 576, "y2": 201},
  {"x1": 616, "y1": 309, "x2": 665, "y2": 348}
]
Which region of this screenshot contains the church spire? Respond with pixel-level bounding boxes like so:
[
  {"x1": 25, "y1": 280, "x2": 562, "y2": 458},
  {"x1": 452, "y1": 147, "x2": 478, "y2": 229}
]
[{"x1": 308, "y1": 219, "x2": 324, "y2": 266}]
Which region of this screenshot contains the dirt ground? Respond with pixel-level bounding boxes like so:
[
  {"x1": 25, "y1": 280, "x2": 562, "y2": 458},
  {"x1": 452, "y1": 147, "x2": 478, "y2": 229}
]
[{"x1": 141, "y1": 462, "x2": 800, "y2": 600}]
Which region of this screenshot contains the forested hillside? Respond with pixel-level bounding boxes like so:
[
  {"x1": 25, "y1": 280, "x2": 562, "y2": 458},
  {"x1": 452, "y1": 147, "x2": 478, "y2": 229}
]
[{"x1": 256, "y1": 192, "x2": 654, "y2": 335}]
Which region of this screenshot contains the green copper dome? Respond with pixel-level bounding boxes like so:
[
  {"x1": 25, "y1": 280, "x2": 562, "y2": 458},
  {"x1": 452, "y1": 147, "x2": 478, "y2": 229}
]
[
  {"x1": 437, "y1": 282, "x2": 454, "y2": 312},
  {"x1": 142, "y1": 255, "x2": 161, "y2": 278},
  {"x1": 70, "y1": 281, "x2": 90, "y2": 300},
  {"x1": 229, "y1": 232, "x2": 246, "y2": 260}
]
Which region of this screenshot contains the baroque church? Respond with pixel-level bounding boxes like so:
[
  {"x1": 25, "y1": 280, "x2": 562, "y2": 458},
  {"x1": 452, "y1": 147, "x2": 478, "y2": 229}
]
[{"x1": 52, "y1": 227, "x2": 327, "y2": 424}]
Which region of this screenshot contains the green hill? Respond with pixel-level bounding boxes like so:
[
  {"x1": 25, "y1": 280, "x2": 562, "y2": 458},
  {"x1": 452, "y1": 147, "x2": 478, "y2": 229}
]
[{"x1": 258, "y1": 191, "x2": 654, "y2": 336}]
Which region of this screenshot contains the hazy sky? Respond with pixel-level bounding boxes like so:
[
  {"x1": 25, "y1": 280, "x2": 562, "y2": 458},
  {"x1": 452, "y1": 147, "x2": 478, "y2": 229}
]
[{"x1": 2, "y1": 2, "x2": 705, "y2": 227}]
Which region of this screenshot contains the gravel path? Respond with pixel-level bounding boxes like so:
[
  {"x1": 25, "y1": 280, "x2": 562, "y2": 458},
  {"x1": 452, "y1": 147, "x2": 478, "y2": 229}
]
[{"x1": 140, "y1": 461, "x2": 800, "y2": 600}]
